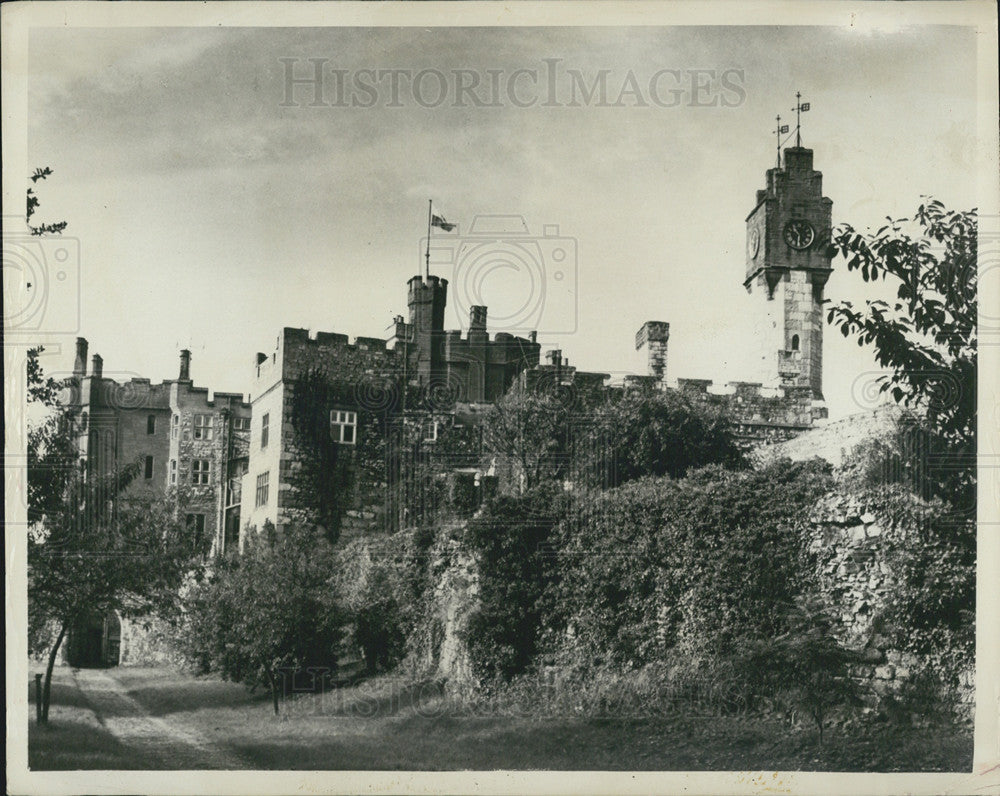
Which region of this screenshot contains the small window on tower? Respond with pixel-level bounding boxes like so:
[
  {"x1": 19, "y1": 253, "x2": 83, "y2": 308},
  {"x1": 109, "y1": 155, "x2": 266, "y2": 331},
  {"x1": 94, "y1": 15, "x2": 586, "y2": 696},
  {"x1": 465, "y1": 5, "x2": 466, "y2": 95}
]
[
  {"x1": 192, "y1": 459, "x2": 212, "y2": 485},
  {"x1": 330, "y1": 410, "x2": 357, "y2": 445},
  {"x1": 147, "y1": 415, "x2": 156, "y2": 435},
  {"x1": 144, "y1": 456, "x2": 154, "y2": 479},
  {"x1": 256, "y1": 471, "x2": 270, "y2": 507},
  {"x1": 193, "y1": 414, "x2": 213, "y2": 440},
  {"x1": 791, "y1": 334, "x2": 800, "y2": 351}
]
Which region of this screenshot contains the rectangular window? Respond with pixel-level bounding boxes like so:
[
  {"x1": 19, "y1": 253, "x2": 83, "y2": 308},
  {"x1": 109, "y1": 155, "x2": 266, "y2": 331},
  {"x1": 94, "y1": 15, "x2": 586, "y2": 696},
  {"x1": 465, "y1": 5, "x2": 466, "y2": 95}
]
[
  {"x1": 233, "y1": 416, "x2": 251, "y2": 432},
  {"x1": 261, "y1": 413, "x2": 270, "y2": 449},
  {"x1": 144, "y1": 455, "x2": 154, "y2": 479},
  {"x1": 171, "y1": 414, "x2": 179, "y2": 439},
  {"x1": 193, "y1": 414, "x2": 214, "y2": 440},
  {"x1": 146, "y1": 415, "x2": 156, "y2": 435},
  {"x1": 192, "y1": 459, "x2": 212, "y2": 485},
  {"x1": 169, "y1": 459, "x2": 177, "y2": 485},
  {"x1": 330, "y1": 410, "x2": 357, "y2": 445},
  {"x1": 423, "y1": 420, "x2": 439, "y2": 443},
  {"x1": 255, "y1": 471, "x2": 269, "y2": 507}
]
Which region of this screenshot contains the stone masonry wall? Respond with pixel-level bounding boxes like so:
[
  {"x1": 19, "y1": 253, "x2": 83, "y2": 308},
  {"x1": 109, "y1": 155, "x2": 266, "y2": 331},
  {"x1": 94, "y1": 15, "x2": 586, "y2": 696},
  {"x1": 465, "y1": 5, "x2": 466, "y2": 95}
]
[
  {"x1": 673, "y1": 378, "x2": 824, "y2": 446},
  {"x1": 244, "y1": 328, "x2": 402, "y2": 539},
  {"x1": 807, "y1": 494, "x2": 974, "y2": 721}
]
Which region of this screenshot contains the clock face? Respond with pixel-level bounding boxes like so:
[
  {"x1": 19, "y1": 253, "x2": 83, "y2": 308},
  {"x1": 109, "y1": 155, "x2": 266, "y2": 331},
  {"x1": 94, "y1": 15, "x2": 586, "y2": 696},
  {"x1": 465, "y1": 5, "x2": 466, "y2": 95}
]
[
  {"x1": 783, "y1": 219, "x2": 815, "y2": 250},
  {"x1": 747, "y1": 227, "x2": 760, "y2": 258}
]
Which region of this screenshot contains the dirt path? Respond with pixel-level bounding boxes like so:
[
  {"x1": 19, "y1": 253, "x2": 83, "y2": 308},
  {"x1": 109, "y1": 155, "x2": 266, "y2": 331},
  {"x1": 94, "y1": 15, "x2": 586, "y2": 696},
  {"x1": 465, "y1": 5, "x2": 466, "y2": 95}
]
[{"x1": 70, "y1": 668, "x2": 247, "y2": 769}]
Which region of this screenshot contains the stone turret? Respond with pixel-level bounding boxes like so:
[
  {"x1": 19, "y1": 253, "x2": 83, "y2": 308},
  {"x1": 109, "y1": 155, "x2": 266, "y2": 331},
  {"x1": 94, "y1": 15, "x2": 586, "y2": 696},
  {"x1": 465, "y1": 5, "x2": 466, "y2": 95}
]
[{"x1": 635, "y1": 321, "x2": 670, "y2": 382}]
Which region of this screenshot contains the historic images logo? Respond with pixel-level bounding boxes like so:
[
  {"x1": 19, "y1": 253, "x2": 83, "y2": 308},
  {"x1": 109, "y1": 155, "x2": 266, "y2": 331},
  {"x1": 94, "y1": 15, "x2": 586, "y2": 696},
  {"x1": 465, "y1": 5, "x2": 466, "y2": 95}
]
[
  {"x1": 2, "y1": 215, "x2": 81, "y2": 337},
  {"x1": 279, "y1": 58, "x2": 746, "y2": 109},
  {"x1": 424, "y1": 214, "x2": 579, "y2": 336}
]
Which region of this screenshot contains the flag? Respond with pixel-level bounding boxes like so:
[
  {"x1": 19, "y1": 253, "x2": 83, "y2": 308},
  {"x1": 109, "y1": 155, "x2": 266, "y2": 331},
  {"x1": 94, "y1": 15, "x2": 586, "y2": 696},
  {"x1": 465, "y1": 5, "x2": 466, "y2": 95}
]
[{"x1": 431, "y1": 213, "x2": 456, "y2": 232}]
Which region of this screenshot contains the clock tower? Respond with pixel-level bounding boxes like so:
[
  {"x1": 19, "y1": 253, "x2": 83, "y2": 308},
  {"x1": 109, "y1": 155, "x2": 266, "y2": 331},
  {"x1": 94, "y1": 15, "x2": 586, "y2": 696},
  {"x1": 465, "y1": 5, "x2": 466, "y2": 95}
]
[{"x1": 745, "y1": 145, "x2": 833, "y2": 400}]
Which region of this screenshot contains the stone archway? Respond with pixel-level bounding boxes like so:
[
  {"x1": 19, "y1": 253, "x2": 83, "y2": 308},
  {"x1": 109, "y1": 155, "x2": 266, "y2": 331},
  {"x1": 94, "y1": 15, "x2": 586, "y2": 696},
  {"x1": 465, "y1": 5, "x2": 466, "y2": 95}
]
[{"x1": 66, "y1": 611, "x2": 121, "y2": 667}]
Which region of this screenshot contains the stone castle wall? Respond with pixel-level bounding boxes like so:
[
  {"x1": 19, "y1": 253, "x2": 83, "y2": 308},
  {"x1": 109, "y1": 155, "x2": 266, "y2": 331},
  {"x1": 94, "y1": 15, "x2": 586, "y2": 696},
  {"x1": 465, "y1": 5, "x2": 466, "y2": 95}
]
[
  {"x1": 807, "y1": 494, "x2": 974, "y2": 722},
  {"x1": 244, "y1": 328, "x2": 403, "y2": 540},
  {"x1": 671, "y1": 378, "x2": 824, "y2": 446}
]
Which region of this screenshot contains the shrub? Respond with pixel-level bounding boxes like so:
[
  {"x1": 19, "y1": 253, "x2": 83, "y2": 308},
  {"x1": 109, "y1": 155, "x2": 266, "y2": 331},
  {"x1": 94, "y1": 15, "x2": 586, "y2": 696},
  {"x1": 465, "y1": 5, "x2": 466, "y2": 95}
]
[
  {"x1": 334, "y1": 526, "x2": 438, "y2": 675},
  {"x1": 464, "y1": 485, "x2": 570, "y2": 682},
  {"x1": 548, "y1": 459, "x2": 834, "y2": 666},
  {"x1": 745, "y1": 596, "x2": 862, "y2": 745},
  {"x1": 179, "y1": 524, "x2": 344, "y2": 714},
  {"x1": 577, "y1": 387, "x2": 746, "y2": 489}
]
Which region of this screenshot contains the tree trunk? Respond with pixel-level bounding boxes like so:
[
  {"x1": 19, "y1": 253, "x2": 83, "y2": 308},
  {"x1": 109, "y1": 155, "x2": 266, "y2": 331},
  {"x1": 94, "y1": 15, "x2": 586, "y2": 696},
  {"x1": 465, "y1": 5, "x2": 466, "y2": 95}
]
[
  {"x1": 41, "y1": 622, "x2": 68, "y2": 724},
  {"x1": 269, "y1": 671, "x2": 280, "y2": 716}
]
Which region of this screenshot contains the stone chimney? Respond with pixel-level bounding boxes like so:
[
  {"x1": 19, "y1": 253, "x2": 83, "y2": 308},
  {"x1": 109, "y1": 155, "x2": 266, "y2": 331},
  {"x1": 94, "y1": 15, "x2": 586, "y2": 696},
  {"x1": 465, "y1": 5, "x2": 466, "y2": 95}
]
[
  {"x1": 178, "y1": 349, "x2": 191, "y2": 381},
  {"x1": 545, "y1": 349, "x2": 563, "y2": 366},
  {"x1": 469, "y1": 305, "x2": 487, "y2": 331},
  {"x1": 73, "y1": 337, "x2": 89, "y2": 379},
  {"x1": 636, "y1": 321, "x2": 670, "y2": 382},
  {"x1": 91, "y1": 353, "x2": 103, "y2": 381}
]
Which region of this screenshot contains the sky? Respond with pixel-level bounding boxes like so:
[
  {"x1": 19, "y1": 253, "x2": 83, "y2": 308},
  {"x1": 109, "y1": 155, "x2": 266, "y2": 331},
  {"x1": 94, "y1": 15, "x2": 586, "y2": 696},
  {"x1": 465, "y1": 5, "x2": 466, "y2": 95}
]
[{"x1": 23, "y1": 23, "x2": 983, "y2": 420}]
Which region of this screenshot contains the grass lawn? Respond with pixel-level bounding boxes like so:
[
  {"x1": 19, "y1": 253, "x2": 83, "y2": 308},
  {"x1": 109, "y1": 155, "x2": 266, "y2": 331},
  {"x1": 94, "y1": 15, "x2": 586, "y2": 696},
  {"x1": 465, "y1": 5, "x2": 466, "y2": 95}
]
[
  {"x1": 30, "y1": 665, "x2": 973, "y2": 771},
  {"x1": 28, "y1": 675, "x2": 153, "y2": 770}
]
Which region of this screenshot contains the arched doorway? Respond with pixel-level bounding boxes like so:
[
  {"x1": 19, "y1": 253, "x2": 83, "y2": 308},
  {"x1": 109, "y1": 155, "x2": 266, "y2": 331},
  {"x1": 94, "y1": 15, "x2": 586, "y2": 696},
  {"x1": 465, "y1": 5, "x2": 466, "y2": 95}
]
[{"x1": 65, "y1": 611, "x2": 121, "y2": 667}]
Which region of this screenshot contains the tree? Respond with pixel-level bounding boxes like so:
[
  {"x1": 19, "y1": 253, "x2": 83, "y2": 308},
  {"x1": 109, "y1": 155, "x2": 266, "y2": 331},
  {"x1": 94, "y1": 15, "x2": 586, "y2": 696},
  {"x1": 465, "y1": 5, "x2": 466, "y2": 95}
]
[
  {"x1": 826, "y1": 200, "x2": 976, "y2": 504},
  {"x1": 26, "y1": 166, "x2": 68, "y2": 236},
  {"x1": 481, "y1": 390, "x2": 569, "y2": 493},
  {"x1": 27, "y1": 350, "x2": 206, "y2": 723},
  {"x1": 748, "y1": 596, "x2": 861, "y2": 746},
  {"x1": 179, "y1": 523, "x2": 344, "y2": 714},
  {"x1": 578, "y1": 386, "x2": 746, "y2": 489}
]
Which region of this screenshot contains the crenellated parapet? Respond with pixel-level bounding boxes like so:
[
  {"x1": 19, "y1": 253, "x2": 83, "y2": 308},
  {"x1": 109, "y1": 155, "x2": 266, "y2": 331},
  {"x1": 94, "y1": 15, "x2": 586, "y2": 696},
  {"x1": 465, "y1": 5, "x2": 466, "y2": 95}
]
[
  {"x1": 253, "y1": 326, "x2": 399, "y2": 398},
  {"x1": 625, "y1": 375, "x2": 826, "y2": 445}
]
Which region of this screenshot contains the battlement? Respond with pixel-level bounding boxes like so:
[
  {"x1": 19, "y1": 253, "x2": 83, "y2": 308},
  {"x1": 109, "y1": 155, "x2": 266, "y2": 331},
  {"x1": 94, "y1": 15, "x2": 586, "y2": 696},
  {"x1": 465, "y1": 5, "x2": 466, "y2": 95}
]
[
  {"x1": 247, "y1": 325, "x2": 401, "y2": 396},
  {"x1": 171, "y1": 381, "x2": 251, "y2": 409},
  {"x1": 408, "y1": 274, "x2": 448, "y2": 289},
  {"x1": 669, "y1": 377, "x2": 825, "y2": 433},
  {"x1": 209, "y1": 391, "x2": 252, "y2": 410}
]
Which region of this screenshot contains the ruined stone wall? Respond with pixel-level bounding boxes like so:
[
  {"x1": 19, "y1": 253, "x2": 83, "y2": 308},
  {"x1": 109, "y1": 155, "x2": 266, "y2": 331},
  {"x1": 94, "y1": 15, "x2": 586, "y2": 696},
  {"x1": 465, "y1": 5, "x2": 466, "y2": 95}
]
[
  {"x1": 757, "y1": 404, "x2": 907, "y2": 468},
  {"x1": 118, "y1": 615, "x2": 185, "y2": 667},
  {"x1": 807, "y1": 494, "x2": 974, "y2": 721}
]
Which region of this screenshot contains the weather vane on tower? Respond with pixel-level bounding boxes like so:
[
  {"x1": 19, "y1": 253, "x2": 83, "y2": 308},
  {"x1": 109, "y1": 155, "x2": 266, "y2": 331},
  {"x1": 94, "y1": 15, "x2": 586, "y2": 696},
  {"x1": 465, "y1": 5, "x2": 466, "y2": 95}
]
[
  {"x1": 774, "y1": 114, "x2": 789, "y2": 167},
  {"x1": 772, "y1": 93, "x2": 811, "y2": 166},
  {"x1": 793, "y1": 91, "x2": 810, "y2": 148}
]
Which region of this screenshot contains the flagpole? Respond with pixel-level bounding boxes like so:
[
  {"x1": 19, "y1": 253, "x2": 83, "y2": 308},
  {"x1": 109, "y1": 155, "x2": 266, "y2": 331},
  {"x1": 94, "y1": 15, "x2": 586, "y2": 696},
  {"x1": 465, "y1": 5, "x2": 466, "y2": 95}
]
[{"x1": 425, "y1": 199, "x2": 432, "y2": 280}]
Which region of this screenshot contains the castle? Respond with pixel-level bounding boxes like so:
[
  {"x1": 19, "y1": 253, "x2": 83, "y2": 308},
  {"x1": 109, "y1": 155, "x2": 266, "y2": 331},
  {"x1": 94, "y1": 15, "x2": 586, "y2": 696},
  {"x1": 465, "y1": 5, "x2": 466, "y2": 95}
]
[
  {"x1": 66, "y1": 142, "x2": 834, "y2": 561},
  {"x1": 632, "y1": 144, "x2": 832, "y2": 441}
]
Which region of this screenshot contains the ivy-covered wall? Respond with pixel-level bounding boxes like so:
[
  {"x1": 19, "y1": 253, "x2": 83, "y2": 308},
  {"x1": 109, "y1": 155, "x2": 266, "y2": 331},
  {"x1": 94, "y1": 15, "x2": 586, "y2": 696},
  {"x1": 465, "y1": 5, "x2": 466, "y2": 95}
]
[{"x1": 807, "y1": 491, "x2": 974, "y2": 722}]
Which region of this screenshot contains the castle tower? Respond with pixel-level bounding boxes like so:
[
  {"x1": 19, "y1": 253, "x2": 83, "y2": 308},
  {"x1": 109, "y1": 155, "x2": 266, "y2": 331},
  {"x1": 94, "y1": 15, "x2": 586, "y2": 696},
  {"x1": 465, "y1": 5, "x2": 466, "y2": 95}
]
[
  {"x1": 744, "y1": 145, "x2": 833, "y2": 399},
  {"x1": 407, "y1": 274, "x2": 448, "y2": 385}
]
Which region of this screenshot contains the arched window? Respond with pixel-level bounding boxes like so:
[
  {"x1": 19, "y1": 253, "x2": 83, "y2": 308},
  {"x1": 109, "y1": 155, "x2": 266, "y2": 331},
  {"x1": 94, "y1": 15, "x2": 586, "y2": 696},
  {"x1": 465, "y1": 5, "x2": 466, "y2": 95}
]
[{"x1": 791, "y1": 334, "x2": 800, "y2": 351}]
